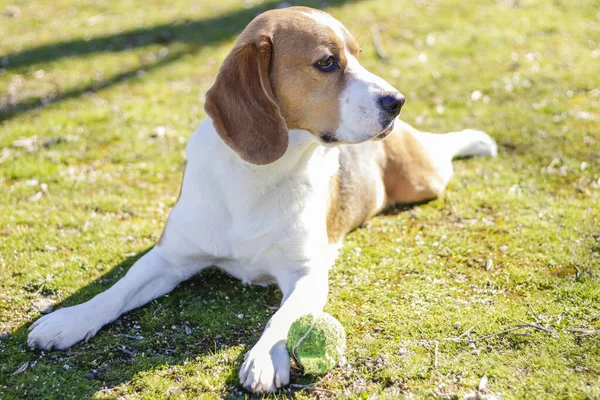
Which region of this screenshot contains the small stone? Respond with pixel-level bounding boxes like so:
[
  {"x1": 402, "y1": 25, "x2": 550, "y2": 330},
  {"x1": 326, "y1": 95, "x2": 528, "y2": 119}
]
[
  {"x1": 462, "y1": 391, "x2": 478, "y2": 400},
  {"x1": 13, "y1": 136, "x2": 40, "y2": 152},
  {"x1": 32, "y1": 298, "x2": 54, "y2": 314},
  {"x1": 454, "y1": 322, "x2": 461, "y2": 329},
  {"x1": 5, "y1": 5, "x2": 21, "y2": 18},
  {"x1": 398, "y1": 347, "x2": 408, "y2": 355},
  {"x1": 150, "y1": 126, "x2": 166, "y2": 138},
  {"x1": 85, "y1": 369, "x2": 102, "y2": 379},
  {"x1": 575, "y1": 111, "x2": 594, "y2": 120},
  {"x1": 426, "y1": 33, "x2": 436, "y2": 46},
  {"x1": 478, "y1": 375, "x2": 488, "y2": 391},
  {"x1": 28, "y1": 192, "x2": 43, "y2": 202},
  {"x1": 62, "y1": 365, "x2": 70, "y2": 371}
]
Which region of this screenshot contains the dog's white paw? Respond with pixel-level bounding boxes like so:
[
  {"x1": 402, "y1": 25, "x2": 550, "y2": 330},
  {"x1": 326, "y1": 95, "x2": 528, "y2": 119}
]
[
  {"x1": 239, "y1": 341, "x2": 290, "y2": 393},
  {"x1": 460, "y1": 129, "x2": 498, "y2": 157},
  {"x1": 28, "y1": 305, "x2": 100, "y2": 350}
]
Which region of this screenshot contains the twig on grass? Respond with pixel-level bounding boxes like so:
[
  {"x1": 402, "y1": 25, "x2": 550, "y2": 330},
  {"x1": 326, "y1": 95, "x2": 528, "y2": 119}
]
[
  {"x1": 443, "y1": 321, "x2": 558, "y2": 343},
  {"x1": 12, "y1": 361, "x2": 29, "y2": 375},
  {"x1": 433, "y1": 340, "x2": 439, "y2": 370},
  {"x1": 456, "y1": 323, "x2": 480, "y2": 340},
  {"x1": 568, "y1": 328, "x2": 600, "y2": 336},
  {"x1": 34, "y1": 283, "x2": 45, "y2": 295},
  {"x1": 118, "y1": 346, "x2": 134, "y2": 356},
  {"x1": 517, "y1": 320, "x2": 558, "y2": 337},
  {"x1": 114, "y1": 334, "x2": 144, "y2": 340},
  {"x1": 289, "y1": 384, "x2": 337, "y2": 395},
  {"x1": 159, "y1": 347, "x2": 175, "y2": 355},
  {"x1": 152, "y1": 304, "x2": 164, "y2": 317}
]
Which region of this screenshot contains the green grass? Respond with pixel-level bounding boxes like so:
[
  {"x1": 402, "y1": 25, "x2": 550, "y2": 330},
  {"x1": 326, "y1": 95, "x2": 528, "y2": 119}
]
[{"x1": 1, "y1": 0, "x2": 599, "y2": 398}]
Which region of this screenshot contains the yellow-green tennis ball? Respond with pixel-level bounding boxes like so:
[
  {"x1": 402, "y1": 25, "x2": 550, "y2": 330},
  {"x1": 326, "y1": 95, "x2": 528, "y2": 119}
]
[{"x1": 286, "y1": 313, "x2": 346, "y2": 375}]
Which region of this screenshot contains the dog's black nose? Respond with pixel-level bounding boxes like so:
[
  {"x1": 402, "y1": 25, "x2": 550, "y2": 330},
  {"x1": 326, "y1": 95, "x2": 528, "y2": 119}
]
[{"x1": 379, "y1": 94, "x2": 405, "y2": 117}]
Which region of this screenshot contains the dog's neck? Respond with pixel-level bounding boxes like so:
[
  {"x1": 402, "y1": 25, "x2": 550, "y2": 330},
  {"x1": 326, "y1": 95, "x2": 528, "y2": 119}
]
[{"x1": 199, "y1": 118, "x2": 339, "y2": 186}]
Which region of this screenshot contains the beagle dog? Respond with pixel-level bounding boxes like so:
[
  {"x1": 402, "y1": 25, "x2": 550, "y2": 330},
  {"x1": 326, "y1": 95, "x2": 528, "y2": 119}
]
[{"x1": 27, "y1": 7, "x2": 497, "y2": 393}]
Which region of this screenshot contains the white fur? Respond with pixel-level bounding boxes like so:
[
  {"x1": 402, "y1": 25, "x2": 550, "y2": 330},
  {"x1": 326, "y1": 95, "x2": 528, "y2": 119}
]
[
  {"x1": 301, "y1": 10, "x2": 346, "y2": 40},
  {"x1": 337, "y1": 54, "x2": 400, "y2": 142}
]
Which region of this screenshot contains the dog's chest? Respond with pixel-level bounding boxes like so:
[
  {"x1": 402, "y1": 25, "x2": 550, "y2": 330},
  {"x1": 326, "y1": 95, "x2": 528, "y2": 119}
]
[
  {"x1": 205, "y1": 174, "x2": 328, "y2": 284},
  {"x1": 164, "y1": 125, "x2": 339, "y2": 282}
]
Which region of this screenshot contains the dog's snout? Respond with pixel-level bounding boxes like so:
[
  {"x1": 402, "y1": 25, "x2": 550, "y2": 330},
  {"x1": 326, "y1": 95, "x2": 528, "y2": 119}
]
[{"x1": 379, "y1": 94, "x2": 405, "y2": 117}]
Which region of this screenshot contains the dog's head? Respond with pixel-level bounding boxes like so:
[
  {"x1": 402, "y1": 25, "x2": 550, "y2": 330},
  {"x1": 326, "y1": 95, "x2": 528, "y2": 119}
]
[{"x1": 205, "y1": 6, "x2": 405, "y2": 165}]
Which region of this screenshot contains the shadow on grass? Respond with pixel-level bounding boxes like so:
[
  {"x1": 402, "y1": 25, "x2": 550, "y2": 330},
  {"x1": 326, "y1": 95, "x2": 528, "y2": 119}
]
[
  {"x1": 0, "y1": 0, "x2": 362, "y2": 122},
  {"x1": 2, "y1": 247, "x2": 321, "y2": 398}
]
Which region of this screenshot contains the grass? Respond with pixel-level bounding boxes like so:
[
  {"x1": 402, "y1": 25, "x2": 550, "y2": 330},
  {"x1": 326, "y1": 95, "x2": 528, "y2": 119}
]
[{"x1": 0, "y1": 0, "x2": 599, "y2": 398}]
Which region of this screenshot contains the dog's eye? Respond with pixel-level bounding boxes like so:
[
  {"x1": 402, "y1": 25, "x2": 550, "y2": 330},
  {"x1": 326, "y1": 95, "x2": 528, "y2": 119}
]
[{"x1": 314, "y1": 56, "x2": 337, "y2": 72}]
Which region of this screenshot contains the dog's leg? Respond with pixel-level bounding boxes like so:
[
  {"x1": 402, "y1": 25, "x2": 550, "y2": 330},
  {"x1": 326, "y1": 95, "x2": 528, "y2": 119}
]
[
  {"x1": 239, "y1": 269, "x2": 328, "y2": 393},
  {"x1": 383, "y1": 120, "x2": 497, "y2": 205},
  {"x1": 28, "y1": 247, "x2": 204, "y2": 350}
]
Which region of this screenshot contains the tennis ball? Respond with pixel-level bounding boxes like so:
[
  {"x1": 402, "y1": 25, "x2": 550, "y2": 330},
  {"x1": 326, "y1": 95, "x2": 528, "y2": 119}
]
[{"x1": 286, "y1": 312, "x2": 346, "y2": 375}]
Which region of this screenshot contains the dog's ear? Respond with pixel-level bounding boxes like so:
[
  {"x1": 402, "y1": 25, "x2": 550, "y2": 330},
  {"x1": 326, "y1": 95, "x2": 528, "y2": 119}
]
[{"x1": 205, "y1": 36, "x2": 288, "y2": 165}]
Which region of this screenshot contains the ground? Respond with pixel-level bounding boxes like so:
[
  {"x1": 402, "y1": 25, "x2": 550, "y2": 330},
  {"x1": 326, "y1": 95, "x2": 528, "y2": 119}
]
[{"x1": 0, "y1": 0, "x2": 599, "y2": 398}]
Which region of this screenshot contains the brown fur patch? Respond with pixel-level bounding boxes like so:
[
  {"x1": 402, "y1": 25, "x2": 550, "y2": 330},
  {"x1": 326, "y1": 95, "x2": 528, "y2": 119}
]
[
  {"x1": 326, "y1": 121, "x2": 451, "y2": 242},
  {"x1": 271, "y1": 26, "x2": 346, "y2": 137},
  {"x1": 205, "y1": 20, "x2": 287, "y2": 165},
  {"x1": 266, "y1": 8, "x2": 353, "y2": 138},
  {"x1": 382, "y1": 124, "x2": 446, "y2": 204},
  {"x1": 326, "y1": 142, "x2": 387, "y2": 243}
]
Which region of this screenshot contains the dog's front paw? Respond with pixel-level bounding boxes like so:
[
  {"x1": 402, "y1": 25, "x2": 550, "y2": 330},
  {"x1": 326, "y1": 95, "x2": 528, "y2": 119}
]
[
  {"x1": 239, "y1": 340, "x2": 290, "y2": 393},
  {"x1": 28, "y1": 305, "x2": 100, "y2": 350}
]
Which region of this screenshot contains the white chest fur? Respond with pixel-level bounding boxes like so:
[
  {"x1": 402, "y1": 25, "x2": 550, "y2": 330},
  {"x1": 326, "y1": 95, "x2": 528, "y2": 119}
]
[{"x1": 159, "y1": 119, "x2": 340, "y2": 284}]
